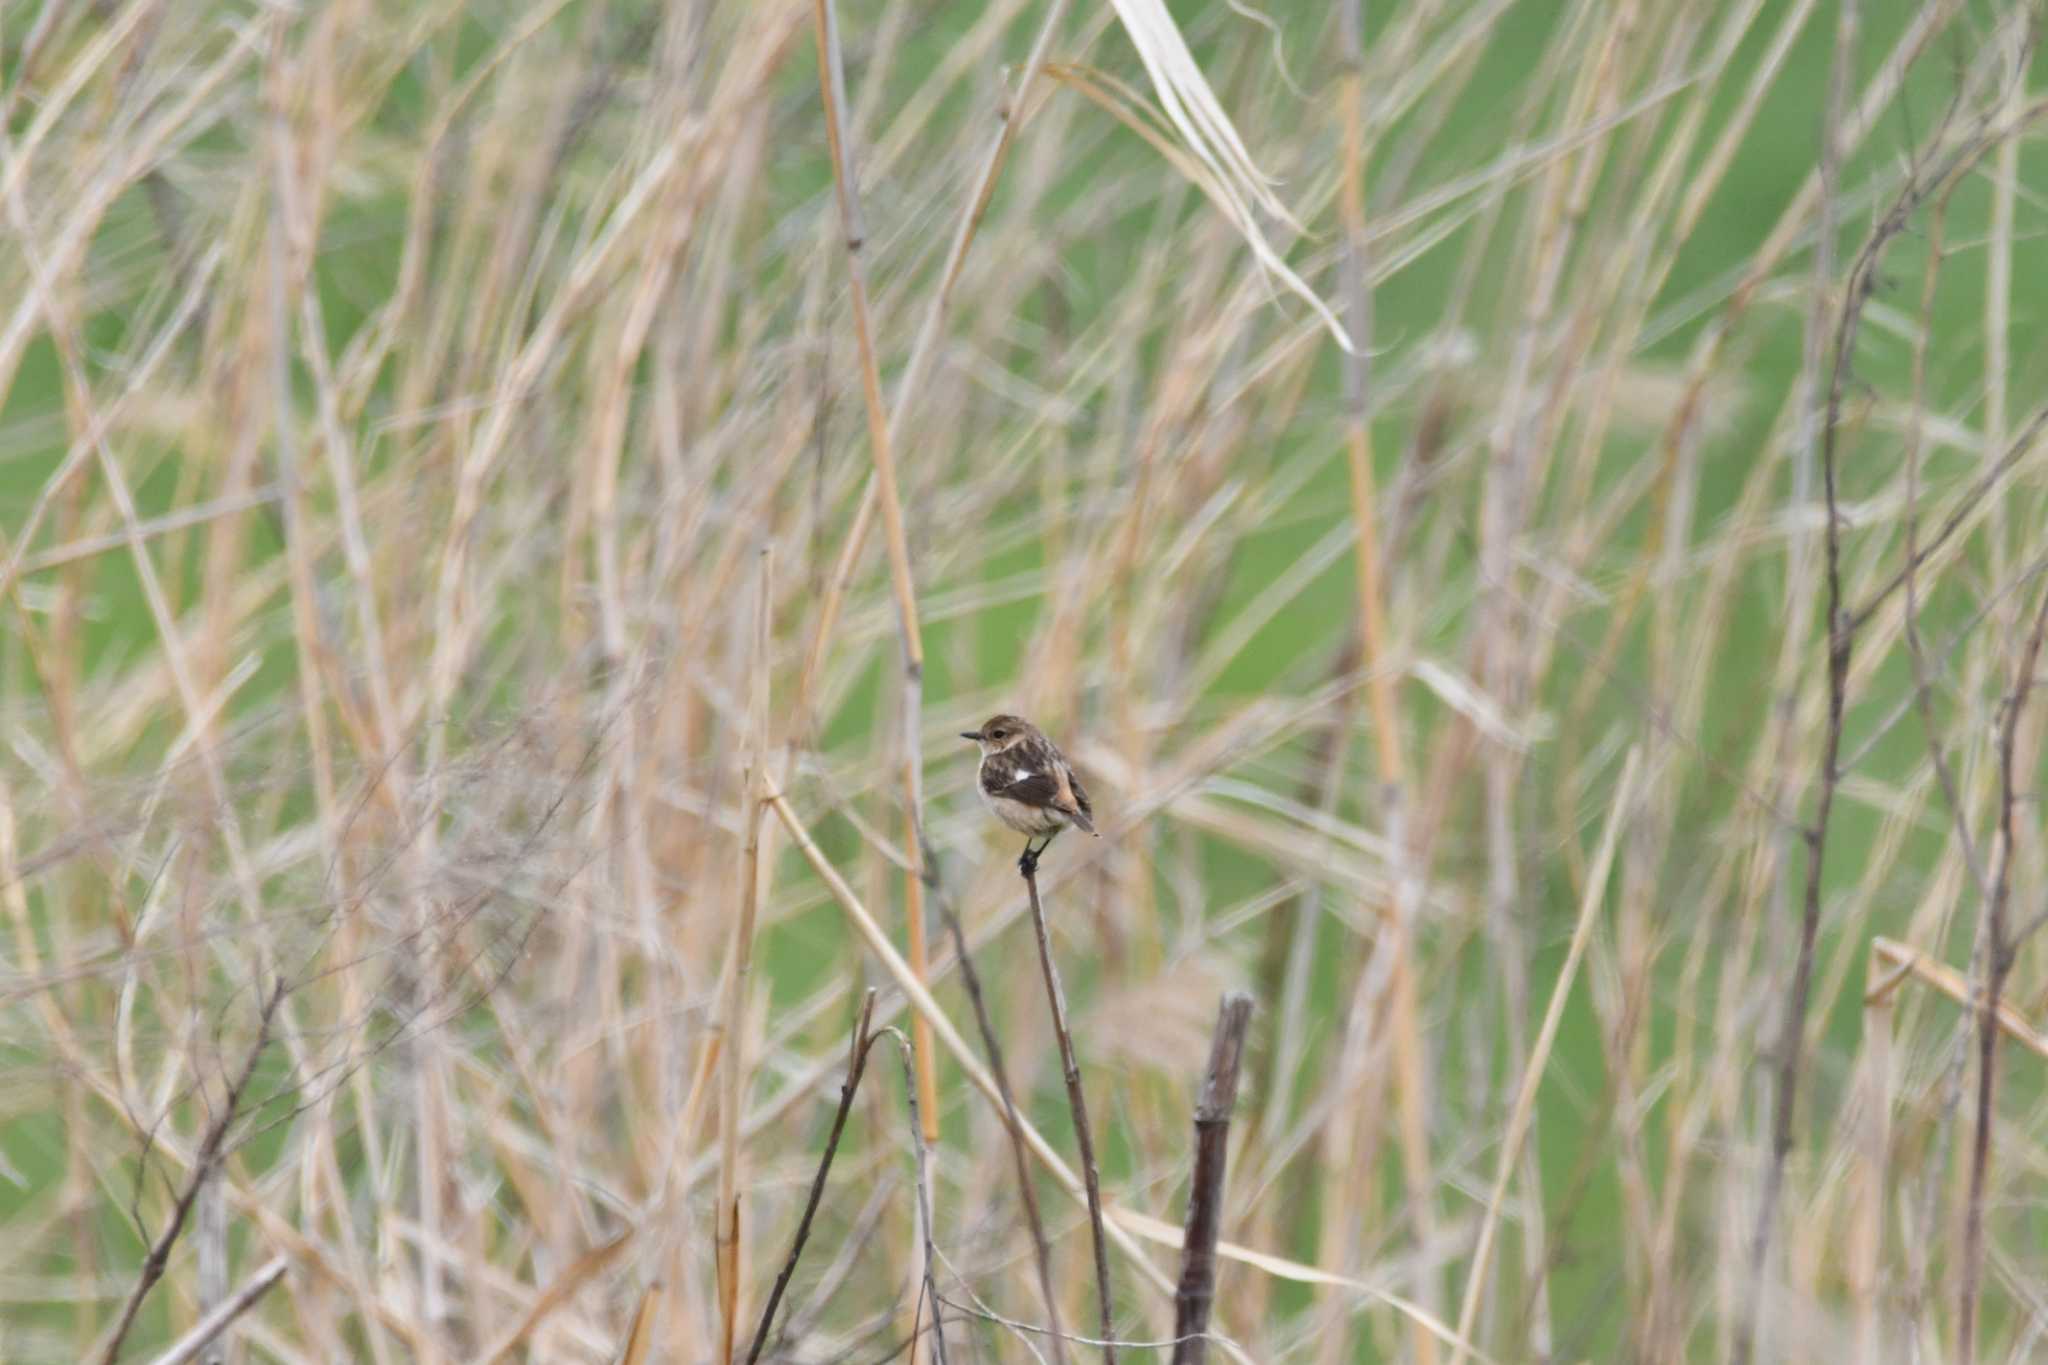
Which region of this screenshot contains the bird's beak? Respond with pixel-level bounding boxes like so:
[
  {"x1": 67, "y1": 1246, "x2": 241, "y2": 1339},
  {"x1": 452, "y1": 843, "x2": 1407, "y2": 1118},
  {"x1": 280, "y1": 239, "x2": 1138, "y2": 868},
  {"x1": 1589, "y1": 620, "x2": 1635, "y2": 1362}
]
[{"x1": 959, "y1": 731, "x2": 982, "y2": 742}]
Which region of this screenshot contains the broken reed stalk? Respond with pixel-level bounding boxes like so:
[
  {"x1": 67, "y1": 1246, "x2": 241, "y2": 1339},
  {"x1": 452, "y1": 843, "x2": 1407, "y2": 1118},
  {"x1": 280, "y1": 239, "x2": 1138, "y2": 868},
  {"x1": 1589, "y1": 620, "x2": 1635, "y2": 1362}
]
[
  {"x1": 1023, "y1": 860, "x2": 1118, "y2": 1364},
  {"x1": 1866, "y1": 938, "x2": 2048, "y2": 1060},
  {"x1": 1171, "y1": 993, "x2": 1254, "y2": 1365},
  {"x1": 716, "y1": 548, "x2": 775, "y2": 1365},
  {"x1": 810, "y1": 0, "x2": 941, "y2": 1158},
  {"x1": 744, "y1": 991, "x2": 878, "y2": 1365}
]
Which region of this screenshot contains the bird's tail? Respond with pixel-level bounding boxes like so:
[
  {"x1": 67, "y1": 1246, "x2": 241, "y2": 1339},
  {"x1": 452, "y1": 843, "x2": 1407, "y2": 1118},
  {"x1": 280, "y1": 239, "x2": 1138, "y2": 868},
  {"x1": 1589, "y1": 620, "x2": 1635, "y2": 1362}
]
[{"x1": 1066, "y1": 808, "x2": 1098, "y2": 837}]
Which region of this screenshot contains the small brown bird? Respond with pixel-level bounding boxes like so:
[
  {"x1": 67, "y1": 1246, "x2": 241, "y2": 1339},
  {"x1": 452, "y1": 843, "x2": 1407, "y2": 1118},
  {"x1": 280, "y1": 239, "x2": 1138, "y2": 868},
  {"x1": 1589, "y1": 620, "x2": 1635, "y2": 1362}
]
[{"x1": 960, "y1": 714, "x2": 1097, "y2": 875}]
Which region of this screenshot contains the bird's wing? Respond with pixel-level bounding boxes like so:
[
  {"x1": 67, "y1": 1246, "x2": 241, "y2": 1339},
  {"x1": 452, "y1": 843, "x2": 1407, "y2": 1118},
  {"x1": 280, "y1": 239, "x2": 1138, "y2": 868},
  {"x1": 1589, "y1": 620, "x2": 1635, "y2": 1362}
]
[{"x1": 982, "y1": 761, "x2": 1063, "y2": 809}]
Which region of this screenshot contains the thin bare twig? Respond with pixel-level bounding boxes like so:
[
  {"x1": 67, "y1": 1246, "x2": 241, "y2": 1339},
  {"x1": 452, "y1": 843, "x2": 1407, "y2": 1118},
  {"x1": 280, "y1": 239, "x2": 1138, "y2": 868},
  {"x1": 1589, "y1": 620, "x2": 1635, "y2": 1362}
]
[
  {"x1": 762, "y1": 782, "x2": 1171, "y2": 1293},
  {"x1": 926, "y1": 857, "x2": 1070, "y2": 1365},
  {"x1": 939, "y1": 1290, "x2": 1256, "y2": 1365},
  {"x1": 1024, "y1": 860, "x2": 1118, "y2": 1363},
  {"x1": 1736, "y1": 19, "x2": 1862, "y2": 1358},
  {"x1": 744, "y1": 991, "x2": 878, "y2": 1365},
  {"x1": 97, "y1": 977, "x2": 287, "y2": 1365}
]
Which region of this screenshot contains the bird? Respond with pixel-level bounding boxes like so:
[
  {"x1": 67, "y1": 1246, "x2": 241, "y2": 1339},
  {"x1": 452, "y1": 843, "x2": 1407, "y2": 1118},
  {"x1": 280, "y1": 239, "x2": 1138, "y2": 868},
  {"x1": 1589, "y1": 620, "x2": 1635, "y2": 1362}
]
[{"x1": 960, "y1": 714, "x2": 1097, "y2": 876}]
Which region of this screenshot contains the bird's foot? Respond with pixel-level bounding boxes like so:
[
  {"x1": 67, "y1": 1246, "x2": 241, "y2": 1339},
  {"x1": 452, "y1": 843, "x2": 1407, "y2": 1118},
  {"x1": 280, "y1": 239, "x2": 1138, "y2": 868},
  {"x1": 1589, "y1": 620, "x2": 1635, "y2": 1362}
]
[{"x1": 1018, "y1": 842, "x2": 1041, "y2": 879}]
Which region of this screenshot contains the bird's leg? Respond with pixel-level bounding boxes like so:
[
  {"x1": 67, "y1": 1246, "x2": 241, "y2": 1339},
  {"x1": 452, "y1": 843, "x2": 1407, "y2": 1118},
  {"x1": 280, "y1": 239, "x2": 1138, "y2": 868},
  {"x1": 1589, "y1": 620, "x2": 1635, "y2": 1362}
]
[{"x1": 1018, "y1": 837, "x2": 1045, "y2": 879}]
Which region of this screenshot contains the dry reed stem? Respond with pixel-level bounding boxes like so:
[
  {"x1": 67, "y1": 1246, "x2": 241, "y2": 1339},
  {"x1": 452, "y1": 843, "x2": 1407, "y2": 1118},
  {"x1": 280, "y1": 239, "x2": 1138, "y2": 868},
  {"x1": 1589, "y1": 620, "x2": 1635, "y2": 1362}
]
[
  {"x1": 795, "y1": 0, "x2": 1076, "y2": 720},
  {"x1": 142, "y1": 1255, "x2": 287, "y2": 1365},
  {"x1": 874, "y1": 1024, "x2": 951, "y2": 1365},
  {"x1": 1851, "y1": 945, "x2": 1895, "y2": 1364},
  {"x1": 716, "y1": 548, "x2": 776, "y2": 1365},
  {"x1": 1324, "y1": 4, "x2": 1439, "y2": 1361},
  {"x1": 811, "y1": 0, "x2": 941, "y2": 1166},
  {"x1": 1108, "y1": 1208, "x2": 1493, "y2": 1361},
  {"x1": 478, "y1": 1229, "x2": 636, "y2": 1363},
  {"x1": 10, "y1": 4, "x2": 2048, "y2": 1358},
  {"x1": 617, "y1": 1283, "x2": 662, "y2": 1365},
  {"x1": 809, "y1": 5, "x2": 944, "y2": 1352}
]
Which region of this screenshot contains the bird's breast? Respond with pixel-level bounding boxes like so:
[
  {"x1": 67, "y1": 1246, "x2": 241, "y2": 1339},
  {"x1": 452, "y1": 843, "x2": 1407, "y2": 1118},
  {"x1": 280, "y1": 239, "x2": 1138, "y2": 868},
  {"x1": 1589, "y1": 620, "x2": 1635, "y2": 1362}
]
[{"x1": 980, "y1": 788, "x2": 1067, "y2": 836}]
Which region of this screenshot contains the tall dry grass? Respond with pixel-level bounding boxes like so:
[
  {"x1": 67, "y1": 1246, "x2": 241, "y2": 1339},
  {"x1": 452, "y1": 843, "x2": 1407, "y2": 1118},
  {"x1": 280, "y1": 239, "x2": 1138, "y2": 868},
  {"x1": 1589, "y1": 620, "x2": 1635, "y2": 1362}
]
[{"x1": 4, "y1": 1, "x2": 2048, "y2": 1361}]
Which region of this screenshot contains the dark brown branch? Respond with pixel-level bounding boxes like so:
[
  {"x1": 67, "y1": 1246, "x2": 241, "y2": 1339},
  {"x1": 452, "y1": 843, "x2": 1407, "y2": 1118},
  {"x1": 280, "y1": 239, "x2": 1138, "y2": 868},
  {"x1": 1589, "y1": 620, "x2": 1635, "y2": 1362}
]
[
  {"x1": 1958, "y1": 578, "x2": 2048, "y2": 1364},
  {"x1": 98, "y1": 977, "x2": 287, "y2": 1365},
  {"x1": 1735, "y1": 43, "x2": 2042, "y2": 1363},
  {"x1": 1172, "y1": 993, "x2": 1253, "y2": 1365},
  {"x1": 1735, "y1": 1, "x2": 1861, "y2": 1348},
  {"x1": 744, "y1": 991, "x2": 878, "y2": 1365},
  {"x1": 1024, "y1": 861, "x2": 1118, "y2": 1364}
]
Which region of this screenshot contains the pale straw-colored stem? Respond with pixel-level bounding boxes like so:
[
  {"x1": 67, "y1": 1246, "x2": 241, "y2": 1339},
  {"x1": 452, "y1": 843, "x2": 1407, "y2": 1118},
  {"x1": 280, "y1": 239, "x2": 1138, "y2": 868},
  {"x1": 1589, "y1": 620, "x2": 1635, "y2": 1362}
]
[
  {"x1": 811, "y1": 0, "x2": 943, "y2": 1174},
  {"x1": 716, "y1": 549, "x2": 775, "y2": 1365},
  {"x1": 1448, "y1": 750, "x2": 1639, "y2": 1364}
]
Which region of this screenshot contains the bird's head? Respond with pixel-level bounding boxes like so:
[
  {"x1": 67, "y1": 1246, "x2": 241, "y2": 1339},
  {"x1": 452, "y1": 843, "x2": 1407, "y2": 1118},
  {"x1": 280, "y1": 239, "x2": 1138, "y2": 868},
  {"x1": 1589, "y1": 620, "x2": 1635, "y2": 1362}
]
[{"x1": 960, "y1": 714, "x2": 1032, "y2": 754}]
